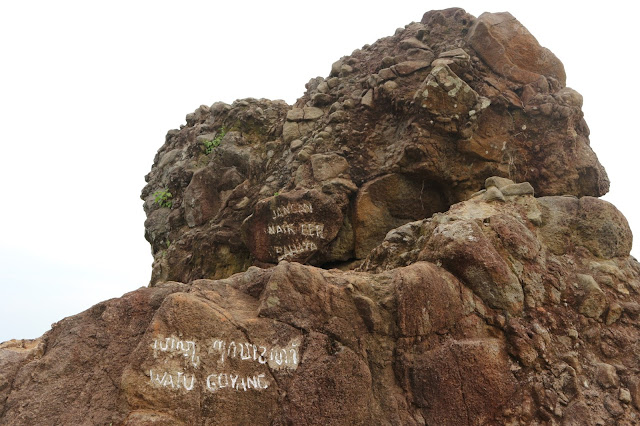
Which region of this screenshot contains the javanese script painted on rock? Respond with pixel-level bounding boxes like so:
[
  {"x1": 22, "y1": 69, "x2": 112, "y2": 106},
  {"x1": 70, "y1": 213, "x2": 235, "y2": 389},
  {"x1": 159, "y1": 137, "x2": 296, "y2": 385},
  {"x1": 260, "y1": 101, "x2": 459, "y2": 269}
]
[{"x1": 148, "y1": 336, "x2": 300, "y2": 394}]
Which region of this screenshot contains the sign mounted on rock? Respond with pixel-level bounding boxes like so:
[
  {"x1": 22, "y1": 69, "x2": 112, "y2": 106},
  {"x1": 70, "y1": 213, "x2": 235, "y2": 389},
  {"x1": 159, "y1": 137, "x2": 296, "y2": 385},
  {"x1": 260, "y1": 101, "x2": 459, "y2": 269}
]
[{"x1": 242, "y1": 189, "x2": 343, "y2": 263}]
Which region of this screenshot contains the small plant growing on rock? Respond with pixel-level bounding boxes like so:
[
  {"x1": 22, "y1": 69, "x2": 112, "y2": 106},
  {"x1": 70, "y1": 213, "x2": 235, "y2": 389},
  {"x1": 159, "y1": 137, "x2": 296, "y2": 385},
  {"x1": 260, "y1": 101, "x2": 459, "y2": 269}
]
[
  {"x1": 153, "y1": 189, "x2": 173, "y2": 208},
  {"x1": 202, "y1": 127, "x2": 226, "y2": 154}
]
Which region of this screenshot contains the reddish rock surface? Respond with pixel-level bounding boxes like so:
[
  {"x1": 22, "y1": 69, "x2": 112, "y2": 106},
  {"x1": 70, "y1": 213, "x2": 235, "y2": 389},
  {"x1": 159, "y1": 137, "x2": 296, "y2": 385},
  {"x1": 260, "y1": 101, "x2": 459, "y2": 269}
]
[
  {"x1": 139, "y1": 8, "x2": 608, "y2": 285},
  {"x1": 2, "y1": 8, "x2": 637, "y2": 426},
  {"x1": 2, "y1": 185, "x2": 639, "y2": 424}
]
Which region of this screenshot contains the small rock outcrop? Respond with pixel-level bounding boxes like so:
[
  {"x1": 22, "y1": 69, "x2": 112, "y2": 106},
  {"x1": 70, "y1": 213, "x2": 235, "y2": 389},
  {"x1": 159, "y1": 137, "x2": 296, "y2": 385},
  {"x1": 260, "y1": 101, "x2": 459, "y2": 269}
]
[{"x1": 2, "y1": 8, "x2": 637, "y2": 426}]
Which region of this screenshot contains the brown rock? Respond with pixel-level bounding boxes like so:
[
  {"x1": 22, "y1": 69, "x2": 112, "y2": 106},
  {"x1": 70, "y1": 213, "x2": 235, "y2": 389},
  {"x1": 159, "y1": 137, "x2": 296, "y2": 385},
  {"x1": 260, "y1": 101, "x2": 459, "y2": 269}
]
[
  {"x1": 8, "y1": 11, "x2": 634, "y2": 423},
  {"x1": 310, "y1": 153, "x2": 349, "y2": 182},
  {"x1": 394, "y1": 262, "x2": 473, "y2": 336},
  {"x1": 483, "y1": 185, "x2": 506, "y2": 202},
  {"x1": 577, "y1": 197, "x2": 633, "y2": 258},
  {"x1": 417, "y1": 64, "x2": 488, "y2": 119},
  {"x1": 407, "y1": 339, "x2": 518, "y2": 424},
  {"x1": 501, "y1": 182, "x2": 534, "y2": 196},
  {"x1": 537, "y1": 197, "x2": 632, "y2": 259},
  {"x1": 242, "y1": 189, "x2": 343, "y2": 263},
  {"x1": 4, "y1": 181, "x2": 640, "y2": 424},
  {"x1": 378, "y1": 67, "x2": 396, "y2": 80},
  {"x1": 393, "y1": 60, "x2": 430, "y2": 76},
  {"x1": 183, "y1": 167, "x2": 243, "y2": 227},
  {"x1": 421, "y1": 219, "x2": 524, "y2": 314},
  {"x1": 485, "y1": 176, "x2": 515, "y2": 189},
  {"x1": 595, "y1": 362, "x2": 619, "y2": 388},
  {"x1": 286, "y1": 106, "x2": 324, "y2": 122},
  {"x1": 140, "y1": 9, "x2": 610, "y2": 285},
  {"x1": 577, "y1": 274, "x2": 607, "y2": 319},
  {"x1": 361, "y1": 88, "x2": 374, "y2": 107}
]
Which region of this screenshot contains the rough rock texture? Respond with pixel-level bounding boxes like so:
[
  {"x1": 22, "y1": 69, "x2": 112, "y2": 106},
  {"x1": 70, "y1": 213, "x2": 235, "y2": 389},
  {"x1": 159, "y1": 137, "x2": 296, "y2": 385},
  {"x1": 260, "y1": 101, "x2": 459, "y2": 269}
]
[
  {"x1": 2, "y1": 8, "x2": 637, "y2": 426},
  {"x1": 2, "y1": 183, "x2": 639, "y2": 425},
  {"x1": 140, "y1": 8, "x2": 608, "y2": 285}
]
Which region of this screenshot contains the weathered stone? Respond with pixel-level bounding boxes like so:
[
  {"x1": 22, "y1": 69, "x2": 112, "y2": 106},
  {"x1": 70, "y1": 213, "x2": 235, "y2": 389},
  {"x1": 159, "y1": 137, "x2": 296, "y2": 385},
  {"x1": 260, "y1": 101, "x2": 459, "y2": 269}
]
[
  {"x1": 628, "y1": 378, "x2": 640, "y2": 409},
  {"x1": 311, "y1": 93, "x2": 333, "y2": 106},
  {"x1": 595, "y1": 363, "x2": 619, "y2": 388},
  {"x1": 289, "y1": 139, "x2": 303, "y2": 150},
  {"x1": 286, "y1": 108, "x2": 304, "y2": 122},
  {"x1": 310, "y1": 153, "x2": 349, "y2": 182},
  {"x1": 537, "y1": 197, "x2": 632, "y2": 259},
  {"x1": 406, "y1": 48, "x2": 435, "y2": 63},
  {"x1": 361, "y1": 89, "x2": 374, "y2": 108},
  {"x1": 393, "y1": 60, "x2": 430, "y2": 76},
  {"x1": 483, "y1": 185, "x2": 505, "y2": 202},
  {"x1": 577, "y1": 274, "x2": 607, "y2": 319},
  {"x1": 328, "y1": 110, "x2": 346, "y2": 123},
  {"x1": 297, "y1": 145, "x2": 313, "y2": 162},
  {"x1": 439, "y1": 48, "x2": 470, "y2": 60},
  {"x1": 321, "y1": 177, "x2": 357, "y2": 195},
  {"x1": 394, "y1": 262, "x2": 472, "y2": 337},
  {"x1": 381, "y1": 80, "x2": 398, "y2": 92},
  {"x1": 406, "y1": 338, "x2": 518, "y2": 424},
  {"x1": 340, "y1": 64, "x2": 353, "y2": 75},
  {"x1": 10, "y1": 9, "x2": 635, "y2": 425},
  {"x1": 242, "y1": 189, "x2": 343, "y2": 263},
  {"x1": 417, "y1": 64, "x2": 488, "y2": 129},
  {"x1": 501, "y1": 182, "x2": 535, "y2": 196},
  {"x1": 183, "y1": 167, "x2": 242, "y2": 228},
  {"x1": 399, "y1": 37, "x2": 429, "y2": 50},
  {"x1": 316, "y1": 81, "x2": 329, "y2": 94},
  {"x1": 282, "y1": 121, "x2": 301, "y2": 143},
  {"x1": 485, "y1": 176, "x2": 515, "y2": 189},
  {"x1": 378, "y1": 67, "x2": 396, "y2": 80},
  {"x1": 421, "y1": 219, "x2": 524, "y2": 314},
  {"x1": 620, "y1": 388, "x2": 632, "y2": 404},
  {"x1": 606, "y1": 302, "x2": 623, "y2": 325},
  {"x1": 286, "y1": 107, "x2": 324, "y2": 122},
  {"x1": 354, "y1": 174, "x2": 447, "y2": 258},
  {"x1": 604, "y1": 395, "x2": 625, "y2": 417},
  {"x1": 576, "y1": 197, "x2": 633, "y2": 259},
  {"x1": 467, "y1": 12, "x2": 566, "y2": 85}
]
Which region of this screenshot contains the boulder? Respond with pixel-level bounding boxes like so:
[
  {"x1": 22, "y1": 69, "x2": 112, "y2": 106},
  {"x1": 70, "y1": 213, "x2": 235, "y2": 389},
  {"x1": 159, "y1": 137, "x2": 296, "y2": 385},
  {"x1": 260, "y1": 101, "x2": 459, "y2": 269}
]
[
  {"x1": 242, "y1": 189, "x2": 343, "y2": 263},
  {"x1": 5, "y1": 8, "x2": 637, "y2": 425}
]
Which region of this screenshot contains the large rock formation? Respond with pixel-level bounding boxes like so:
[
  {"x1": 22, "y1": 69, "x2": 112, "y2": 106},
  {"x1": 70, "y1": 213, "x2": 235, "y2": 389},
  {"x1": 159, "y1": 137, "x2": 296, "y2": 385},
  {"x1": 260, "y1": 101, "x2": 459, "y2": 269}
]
[
  {"x1": 2, "y1": 8, "x2": 637, "y2": 426},
  {"x1": 140, "y1": 8, "x2": 608, "y2": 285}
]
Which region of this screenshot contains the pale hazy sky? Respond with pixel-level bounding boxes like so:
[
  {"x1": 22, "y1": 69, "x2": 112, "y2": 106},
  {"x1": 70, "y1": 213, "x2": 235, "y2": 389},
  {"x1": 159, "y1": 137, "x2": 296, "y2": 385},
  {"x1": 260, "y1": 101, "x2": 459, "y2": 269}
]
[{"x1": 1, "y1": 1, "x2": 638, "y2": 342}]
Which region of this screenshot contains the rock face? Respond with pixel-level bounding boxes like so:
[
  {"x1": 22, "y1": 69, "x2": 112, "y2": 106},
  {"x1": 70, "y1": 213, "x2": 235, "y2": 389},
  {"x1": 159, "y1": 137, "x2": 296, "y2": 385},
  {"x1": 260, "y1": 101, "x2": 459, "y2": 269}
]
[
  {"x1": 2, "y1": 8, "x2": 637, "y2": 426},
  {"x1": 140, "y1": 8, "x2": 608, "y2": 285},
  {"x1": 2, "y1": 184, "x2": 639, "y2": 425}
]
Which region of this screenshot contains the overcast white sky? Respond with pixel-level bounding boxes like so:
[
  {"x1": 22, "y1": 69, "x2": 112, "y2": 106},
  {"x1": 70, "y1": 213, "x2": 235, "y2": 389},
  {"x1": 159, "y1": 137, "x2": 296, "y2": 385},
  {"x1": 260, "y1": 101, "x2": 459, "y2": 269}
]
[{"x1": 1, "y1": 1, "x2": 638, "y2": 342}]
